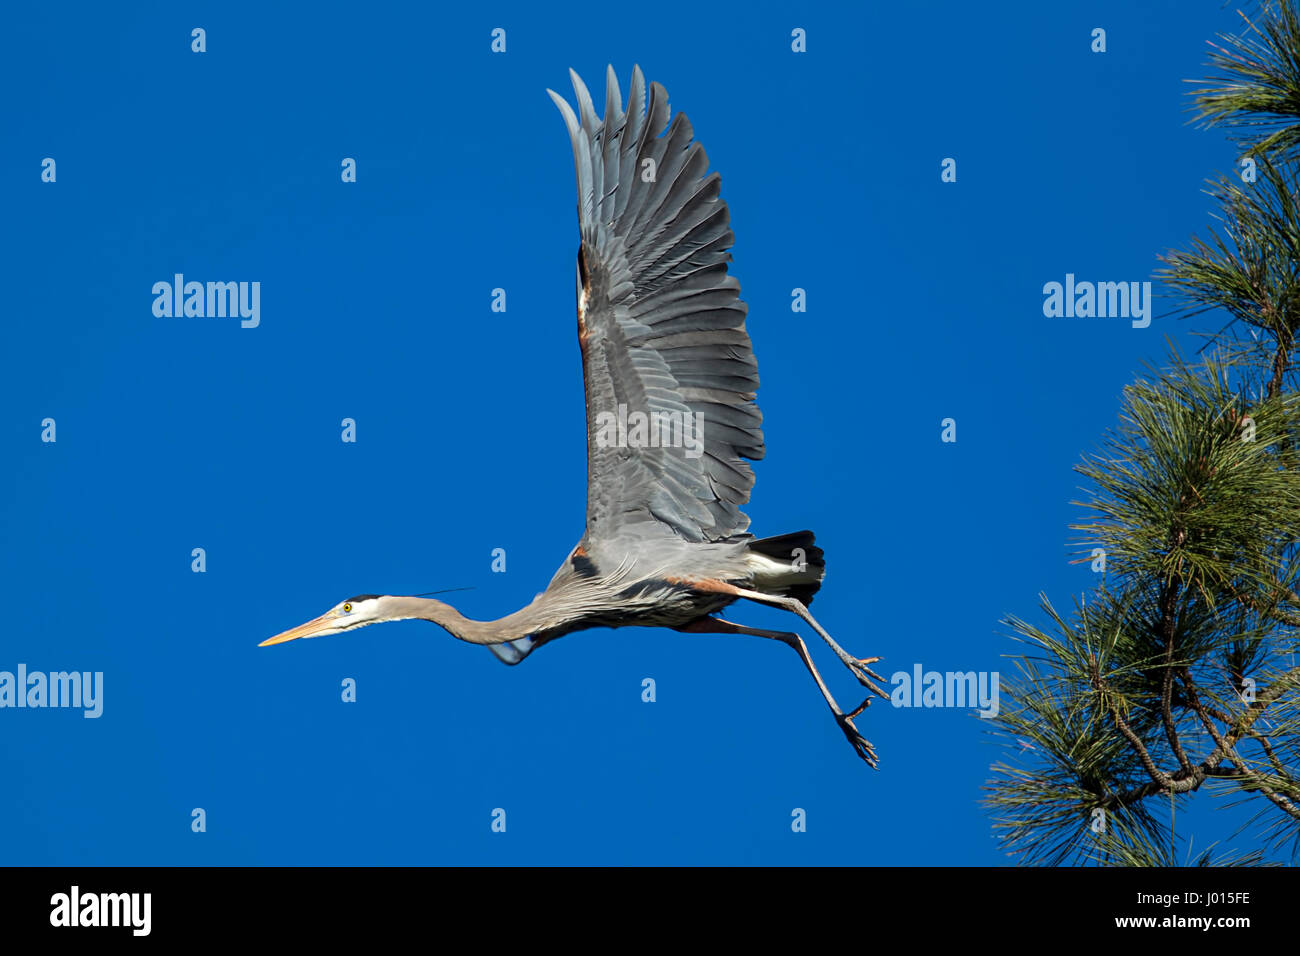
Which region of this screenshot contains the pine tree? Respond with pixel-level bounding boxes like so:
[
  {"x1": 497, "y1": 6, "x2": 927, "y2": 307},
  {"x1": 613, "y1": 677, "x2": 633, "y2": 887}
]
[{"x1": 986, "y1": 1, "x2": 1300, "y2": 866}]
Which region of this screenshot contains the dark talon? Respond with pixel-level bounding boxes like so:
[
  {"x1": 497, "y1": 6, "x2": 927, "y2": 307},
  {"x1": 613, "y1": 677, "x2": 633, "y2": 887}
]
[{"x1": 836, "y1": 713, "x2": 880, "y2": 769}]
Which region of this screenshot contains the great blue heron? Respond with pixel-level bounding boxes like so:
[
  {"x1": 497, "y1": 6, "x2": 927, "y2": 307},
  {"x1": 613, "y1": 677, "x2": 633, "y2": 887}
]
[{"x1": 261, "y1": 66, "x2": 886, "y2": 766}]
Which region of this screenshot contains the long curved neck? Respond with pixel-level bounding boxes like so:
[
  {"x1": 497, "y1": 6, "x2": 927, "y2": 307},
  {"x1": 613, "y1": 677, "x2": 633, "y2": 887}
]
[{"x1": 380, "y1": 595, "x2": 542, "y2": 646}]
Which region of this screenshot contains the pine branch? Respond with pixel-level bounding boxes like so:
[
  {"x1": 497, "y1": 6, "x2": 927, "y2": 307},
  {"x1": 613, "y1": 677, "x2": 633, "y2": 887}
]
[
  {"x1": 1099, "y1": 665, "x2": 1300, "y2": 810},
  {"x1": 1193, "y1": 1, "x2": 1300, "y2": 161}
]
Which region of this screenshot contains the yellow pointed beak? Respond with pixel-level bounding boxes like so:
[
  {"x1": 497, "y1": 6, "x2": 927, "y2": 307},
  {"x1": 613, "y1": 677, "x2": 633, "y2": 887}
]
[{"x1": 259, "y1": 613, "x2": 337, "y2": 647}]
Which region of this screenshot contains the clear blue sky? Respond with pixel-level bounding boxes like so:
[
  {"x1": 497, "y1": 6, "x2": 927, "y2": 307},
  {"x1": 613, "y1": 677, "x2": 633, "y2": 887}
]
[{"x1": 0, "y1": 1, "x2": 1256, "y2": 864}]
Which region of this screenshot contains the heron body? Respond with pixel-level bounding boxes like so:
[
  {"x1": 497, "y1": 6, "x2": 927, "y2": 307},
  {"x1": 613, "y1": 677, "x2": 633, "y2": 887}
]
[
  {"x1": 522, "y1": 532, "x2": 823, "y2": 639},
  {"x1": 262, "y1": 66, "x2": 886, "y2": 766}
]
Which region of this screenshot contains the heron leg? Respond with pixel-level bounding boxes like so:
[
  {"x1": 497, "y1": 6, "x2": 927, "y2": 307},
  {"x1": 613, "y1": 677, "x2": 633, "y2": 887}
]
[
  {"x1": 675, "y1": 617, "x2": 879, "y2": 769},
  {"x1": 682, "y1": 580, "x2": 888, "y2": 699}
]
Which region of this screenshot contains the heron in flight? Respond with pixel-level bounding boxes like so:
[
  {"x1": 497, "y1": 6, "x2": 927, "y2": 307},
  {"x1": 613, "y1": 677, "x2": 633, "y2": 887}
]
[{"x1": 261, "y1": 66, "x2": 887, "y2": 766}]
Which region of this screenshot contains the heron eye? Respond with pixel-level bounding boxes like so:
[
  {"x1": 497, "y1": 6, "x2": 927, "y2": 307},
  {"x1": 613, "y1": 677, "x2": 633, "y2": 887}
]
[{"x1": 342, "y1": 603, "x2": 352, "y2": 613}]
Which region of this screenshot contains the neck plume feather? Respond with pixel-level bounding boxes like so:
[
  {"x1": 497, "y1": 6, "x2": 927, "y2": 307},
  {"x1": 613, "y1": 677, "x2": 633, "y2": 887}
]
[{"x1": 380, "y1": 596, "x2": 539, "y2": 646}]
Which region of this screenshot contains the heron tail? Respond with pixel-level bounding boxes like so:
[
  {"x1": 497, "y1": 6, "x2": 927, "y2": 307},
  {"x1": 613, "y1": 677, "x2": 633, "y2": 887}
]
[{"x1": 746, "y1": 530, "x2": 825, "y2": 605}]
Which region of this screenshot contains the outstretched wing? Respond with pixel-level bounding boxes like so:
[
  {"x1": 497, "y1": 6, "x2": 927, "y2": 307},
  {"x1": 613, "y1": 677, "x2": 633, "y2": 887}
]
[{"x1": 549, "y1": 66, "x2": 765, "y2": 548}]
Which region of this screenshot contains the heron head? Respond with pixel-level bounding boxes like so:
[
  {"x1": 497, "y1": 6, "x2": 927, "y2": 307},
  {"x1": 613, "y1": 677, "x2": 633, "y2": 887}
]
[{"x1": 259, "y1": 594, "x2": 387, "y2": 646}]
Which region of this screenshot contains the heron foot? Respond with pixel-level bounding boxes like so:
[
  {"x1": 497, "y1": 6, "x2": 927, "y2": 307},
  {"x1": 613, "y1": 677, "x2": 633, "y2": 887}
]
[
  {"x1": 836, "y1": 712, "x2": 879, "y2": 769},
  {"x1": 847, "y1": 655, "x2": 889, "y2": 699}
]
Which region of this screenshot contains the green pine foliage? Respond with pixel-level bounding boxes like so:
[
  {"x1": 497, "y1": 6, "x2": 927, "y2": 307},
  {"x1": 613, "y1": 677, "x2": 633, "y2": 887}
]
[
  {"x1": 1195, "y1": 1, "x2": 1300, "y2": 162},
  {"x1": 986, "y1": 1, "x2": 1300, "y2": 866}
]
